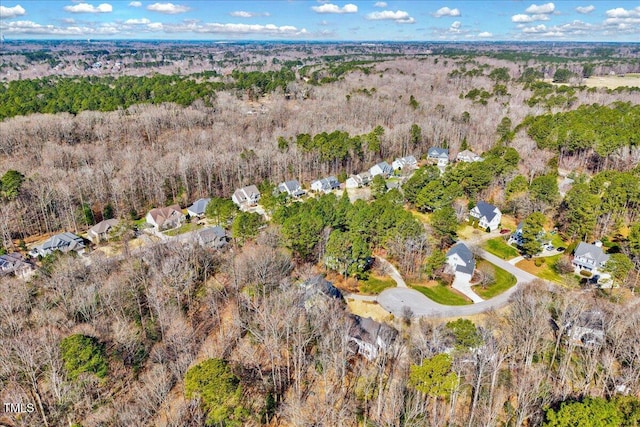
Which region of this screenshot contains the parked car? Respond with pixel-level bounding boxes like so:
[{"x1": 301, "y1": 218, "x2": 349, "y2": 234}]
[
  {"x1": 557, "y1": 247, "x2": 566, "y2": 252},
  {"x1": 500, "y1": 229, "x2": 511, "y2": 234}
]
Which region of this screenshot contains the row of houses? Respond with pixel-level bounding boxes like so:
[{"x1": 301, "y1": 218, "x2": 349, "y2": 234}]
[{"x1": 426, "y1": 147, "x2": 483, "y2": 166}]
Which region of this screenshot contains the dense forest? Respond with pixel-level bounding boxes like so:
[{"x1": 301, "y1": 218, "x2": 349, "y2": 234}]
[{"x1": 1, "y1": 42, "x2": 639, "y2": 426}]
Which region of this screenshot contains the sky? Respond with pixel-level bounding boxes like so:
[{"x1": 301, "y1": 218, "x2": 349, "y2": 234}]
[{"x1": 0, "y1": 1, "x2": 639, "y2": 42}]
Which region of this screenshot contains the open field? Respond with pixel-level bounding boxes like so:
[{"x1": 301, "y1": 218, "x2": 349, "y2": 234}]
[
  {"x1": 547, "y1": 74, "x2": 640, "y2": 89},
  {"x1": 472, "y1": 260, "x2": 517, "y2": 299}
]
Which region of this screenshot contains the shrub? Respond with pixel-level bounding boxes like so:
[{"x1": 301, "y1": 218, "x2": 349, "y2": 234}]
[
  {"x1": 60, "y1": 334, "x2": 108, "y2": 380},
  {"x1": 580, "y1": 270, "x2": 593, "y2": 278}
]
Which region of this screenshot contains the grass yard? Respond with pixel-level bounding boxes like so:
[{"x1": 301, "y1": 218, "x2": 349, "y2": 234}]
[
  {"x1": 484, "y1": 237, "x2": 519, "y2": 260},
  {"x1": 516, "y1": 254, "x2": 567, "y2": 284},
  {"x1": 164, "y1": 221, "x2": 201, "y2": 237},
  {"x1": 410, "y1": 281, "x2": 472, "y2": 306},
  {"x1": 359, "y1": 275, "x2": 397, "y2": 295},
  {"x1": 472, "y1": 260, "x2": 517, "y2": 299},
  {"x1": 409, "y1": 209, "x2": 432, "y2": 225}
]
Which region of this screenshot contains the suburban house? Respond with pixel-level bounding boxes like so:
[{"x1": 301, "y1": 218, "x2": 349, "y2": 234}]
[
  {"x1": 300, "y1": 275, "x2": 343, "y2": 310},
  {"x1": 232, "y1": 185, "x2": 261, "y2": 209},
  {"x1": 392, "y1": 155, "x2": 418, "y2": 170},
  {"x1": 0, "y1": 253, "x2": 34, "y2": 278},
  {"x1": 278, "y1": 180, "x2": 305, "y2": 198},
  {"x1": 446, "y1": 243, "x2": 476, "y2": 282},
  {"x1": 348, "y1": 315, "x2": 398, "y2": 361},
  {"x1": 572, "y1": 241, "x2": 610, "y2": 273},
  {"x1": 427, "y1": 147, "x2": 449, "y2": 167},
  {"x1": 187, "y1": 198, "x2": 211, "y2": 217},
  {"x1": 566, "y1": 311, "x2": 605, "y2": 348},
  {"x1": 88, "y1": 218, "x2": 119, "y2": 243},
  {"x1": 146, "y1": 205, "x2": 185, "y2": 231},
  {"x1": 310, "y1": 176, "x2": 340, "y2": 194},
  {"x1": 456, "y1": 150, "x2": 482, "y2": 163},
  {"x1": 469, "y1": 201, "x2": 502, "y2": 231},
  {"x1": 196, "y1": 226, "x2": 228, "y2": 249},
  {"x1": 30, "y1": 232, "x2": 86, "y2": 257},
  {"x1": 369, "y1": 161, "x2": 393, "y2": 178},
  {"x1": 345, "y1": 172, "x2": 373, "y2": 188}
]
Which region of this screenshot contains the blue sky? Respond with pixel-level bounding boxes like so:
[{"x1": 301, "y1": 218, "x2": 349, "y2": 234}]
[{"x1": 1, "y1": 1, "x2": 639, "y2": 41}]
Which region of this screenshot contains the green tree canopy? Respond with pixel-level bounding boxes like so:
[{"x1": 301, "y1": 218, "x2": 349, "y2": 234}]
[
  {"x1": 60, "y1": 334, "x2": 108, "y2": 380},
  {"x1": 0, "y1": 170, "x2": 25, "y2": 200},
  {"x1": 184, "y1": 358, "x2": 247, "y2": 426},
  {"x1": 409, "y1": 354, "x2": 458, "y2": 399}
]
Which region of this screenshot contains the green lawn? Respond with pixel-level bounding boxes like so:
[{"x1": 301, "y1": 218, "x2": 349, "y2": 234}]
[
  {"x1": 516, "y1": 254, "x2": 565, "y2": 283},
  {"x1": 484, "y1": 237, "x2": 519, "y2": 260},
  {"x1": 411, "y1": 283, "x2": 472, "y2": 306},
  {"x1": 359, "y1": 275, "x2": 397, "y2": 295},
  {"x1": 472, "y1": 260, "x2": 517, "y2": 299},
  {"x1": 164, "y1": 222, "x2": 201, "y2": 237}
]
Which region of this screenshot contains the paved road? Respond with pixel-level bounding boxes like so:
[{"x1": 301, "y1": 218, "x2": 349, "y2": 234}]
[
  {"x1": 377, "y1": 245, "x2": 545, "y2": 318},
  {"x1": 377, "y1": 257, "x2": 407, "y2": 288}
]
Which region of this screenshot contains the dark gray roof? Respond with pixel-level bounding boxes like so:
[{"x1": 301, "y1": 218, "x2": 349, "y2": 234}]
[
  {"x1": 446, "y1": 242, "x2": 476, "y2": 275},
  {"x1": 40, "y1": 232, "x2": 85, "y2": 253},
  {"x1": 428, "y1": 147, "x2": 449, "y2": 158},
  {"x1": 279, "y1": 180, "x2": 304, "y2": 196},
  {"x1": 473, "y1": 201, "x2": 500, "y2": 222},
  {"x1": 197, "y1": 226, "x2": 227, "y2": 248},
  {"x1": 351, "y1": 315, "x2": 398, "y2": 347},
  {"x1": 188, "y1": 198, "x2": 211, "y2": 215},
  {"x1": 302, "y1": 275, "x2": 342, "y2": 299}
]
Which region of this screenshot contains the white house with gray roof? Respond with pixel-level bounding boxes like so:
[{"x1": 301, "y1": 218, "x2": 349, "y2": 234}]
[
  {"x1": 392, "y1": 155, "x2": 418, "y2": 170},
  {"x1": 369, "y1": 161, "x2": 393, "y2": 178},
  {"x1": 88, "y1": 218, "x2": 119, "y2": 243},
  {"x1": 469, "y1": 201, "x2": 502, "y2": 231},
  {"x1": 456, "y1": 150, "x2": 483, "y2": 163},
  {"x1": 311, "y1": 176, "x2": 340, "y2": 194},
  {"x1": 572, "y1": 241, "x2": 610, "y2": 273},
  {"x1": 427, "y1": 147, "x2": 449, "y2": 167},
  {"x1": 346, "y1": 172, "x2": 373, "y2": 189},
  {"x1": 278, "y1": 180, "x2": 305, "y2": 198},
  {"x1": 187, "y1": 198, "x2": 211, "y2": 217},
  {"x1": 30, "y1": 232, "x2": 85, "y2": 257},
  {"x1": 232, "y1": 185, "x2": 261, "y2": 210},
  {"x1": 446, "y1": 243, "x2": 476, "y2": 280}
]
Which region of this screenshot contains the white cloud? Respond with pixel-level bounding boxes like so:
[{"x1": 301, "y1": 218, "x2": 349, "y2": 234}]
[
  {"x1": 64, "y1": 3, "x2": 113, "y2": 13},
  {"x1": 125, "y1": 18, "x2": 150, "y2": 24},
  {"x1": 525, "y1": 3, "x2": 555, "y2": 14},
  {"x1": 605, "y1": 7, "x2": 640, "y2": 18},
  {"x1": 147, "y1": 22, "x2": 163, "y2": 30},
  {"x1": 478, "y1": 31, "x2": 493, "y2": 37},
  {"x1": 0, "y1": 4, "x2": 26, "y2": 19},
  {"x1": 129, "y1": 1, "x2": 142, "y2": 7},
  {"x1": 575, "y1": 5, "x2": 594, "y2": 14},
  {"x1": 146, "y1": 2, "x2": 190, "y2": 14},
  {"x1": 511, "y1": 13, "x2": 549, "y2": 23},
  {"x1": 230, "y1": 10, "x2": 270, "y2": 18},
  {"x1": 450, "y1": 20, "x2": 461, "y2": 29},
  {"x1": 191, "y1": 22, "x2": 307, "y2": 36},
  {"x1": 433, "y1": 7, "x2": 460, "y2": 18},
  {"x1": 366, "y1": 10, "x2": 415, "y2": 24},
  {"x1": 311, "y1": 3, "x2": 358, "y2": 14},
  {"x1": 0, "y1": 19, "x2": 119, "y2": 35},
  {"x1": 374, "y1": 1, "x2": 387, "y2": 7},
  {"x1": 522, "y1": 24, "x2": 548, "y2": 33}
]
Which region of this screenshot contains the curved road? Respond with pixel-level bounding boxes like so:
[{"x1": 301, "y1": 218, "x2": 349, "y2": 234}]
[{"x1": 376, "y1": 248, "x2": 544, "y2": 318}]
